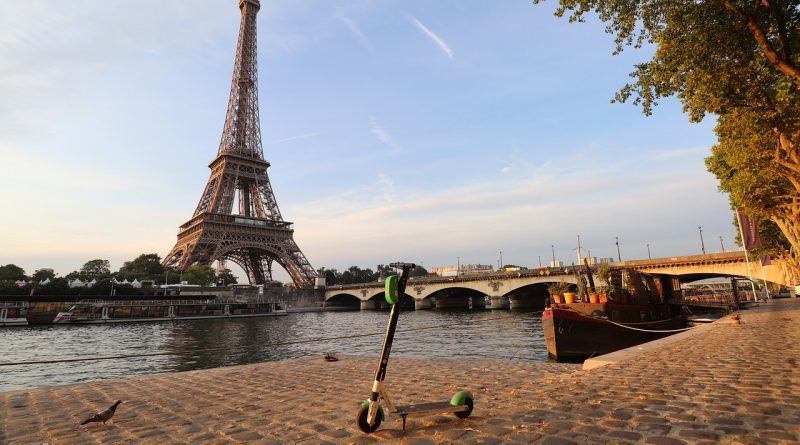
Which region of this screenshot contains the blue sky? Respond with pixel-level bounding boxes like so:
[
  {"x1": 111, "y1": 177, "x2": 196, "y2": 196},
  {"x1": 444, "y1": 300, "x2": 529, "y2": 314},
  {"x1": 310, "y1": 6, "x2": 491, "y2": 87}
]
[{"x1": 0, "y1": 0, "x2": 735, "y2": 281}]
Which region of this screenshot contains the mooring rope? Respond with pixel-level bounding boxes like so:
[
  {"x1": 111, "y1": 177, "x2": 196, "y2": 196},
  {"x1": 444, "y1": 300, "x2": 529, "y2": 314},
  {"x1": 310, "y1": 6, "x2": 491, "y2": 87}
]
[
  {"x1": 555, "y1": 306, "x2": 698, "y2": 333},
  {"x1": 0, "y1": 313, "x2": 526, "y2": 367}
]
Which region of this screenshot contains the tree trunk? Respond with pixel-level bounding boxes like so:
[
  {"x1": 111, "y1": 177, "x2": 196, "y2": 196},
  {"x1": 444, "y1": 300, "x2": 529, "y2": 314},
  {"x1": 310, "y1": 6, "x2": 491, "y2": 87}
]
[{"x1": 770, "y1": 130, "x2": 800, "y2": 282}]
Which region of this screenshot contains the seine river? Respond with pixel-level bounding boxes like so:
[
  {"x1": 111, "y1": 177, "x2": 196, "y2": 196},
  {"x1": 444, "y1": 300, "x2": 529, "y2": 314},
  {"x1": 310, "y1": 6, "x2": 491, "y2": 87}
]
[{"x1": 0, "y1": 309, "x2": 547, "y2": 392}]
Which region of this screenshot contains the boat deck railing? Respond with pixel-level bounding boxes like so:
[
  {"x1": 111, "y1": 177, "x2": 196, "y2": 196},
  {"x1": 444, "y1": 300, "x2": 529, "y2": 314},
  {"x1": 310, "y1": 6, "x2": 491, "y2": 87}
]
[{"x1": 75, "y1": 298, "x2": 281, "y2": 307}]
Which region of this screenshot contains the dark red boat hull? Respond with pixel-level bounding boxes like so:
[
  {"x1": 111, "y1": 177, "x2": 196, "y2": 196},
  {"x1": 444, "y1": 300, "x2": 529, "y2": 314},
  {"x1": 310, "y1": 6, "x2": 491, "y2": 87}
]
[{"x1": 542, "y1": 303, "x2": 684, "y2": 362}]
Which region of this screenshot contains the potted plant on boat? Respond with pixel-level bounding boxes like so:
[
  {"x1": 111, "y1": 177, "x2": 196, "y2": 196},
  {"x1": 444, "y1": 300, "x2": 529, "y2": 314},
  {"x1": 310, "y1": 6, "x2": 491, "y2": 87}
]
[
  {"x1": 595, "y1": 262, "x2": 612, "y2": 304},
  {"x1": 547, "y1": 280, "x2": 570, "y2": 304}
]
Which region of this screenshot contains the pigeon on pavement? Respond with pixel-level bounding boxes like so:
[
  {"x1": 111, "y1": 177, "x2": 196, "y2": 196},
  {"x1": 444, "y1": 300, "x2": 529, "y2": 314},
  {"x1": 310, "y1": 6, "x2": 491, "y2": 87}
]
[{"x1": 80, "y1": 400, "x2": 123, "y2": 426}]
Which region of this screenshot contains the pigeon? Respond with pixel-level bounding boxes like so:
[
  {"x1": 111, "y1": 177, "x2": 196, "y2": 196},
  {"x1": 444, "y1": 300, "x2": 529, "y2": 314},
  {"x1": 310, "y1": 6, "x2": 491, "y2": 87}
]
[
  {"x1": 323, "y1": 352, "x2": 338, "y2": 362},
  {"x1": 80, "y1": 400, "x2": 123, "y2": 426}
]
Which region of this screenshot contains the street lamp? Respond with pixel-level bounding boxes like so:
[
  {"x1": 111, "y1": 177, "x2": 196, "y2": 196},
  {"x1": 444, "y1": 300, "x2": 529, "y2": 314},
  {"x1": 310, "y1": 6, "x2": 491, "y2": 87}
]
[
  {"x1": 457, "y1": 256, "x2": 460, "y2": 275},
  {"x1": 615, "y1": 237, "x2": 621, "y2": 261},
  {"x1": 551, "y1": 244, "x2": 556, "y2": 267},
  {"x1": 647, "y1": 243, "x2": 651, "y2": 260},
  {"x1": 720, "y1": 236, "x2": 725, "y2": 253},
  {"x1": 698, "y1": 225, "x2": 706, "y2": 254}
]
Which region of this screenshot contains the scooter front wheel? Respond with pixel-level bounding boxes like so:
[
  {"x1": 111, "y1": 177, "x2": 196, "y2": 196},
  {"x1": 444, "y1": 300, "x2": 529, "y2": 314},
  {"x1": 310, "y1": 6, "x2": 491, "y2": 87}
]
[{"x1": 356, "y1": 404, "x2": 383, "y2": 433}]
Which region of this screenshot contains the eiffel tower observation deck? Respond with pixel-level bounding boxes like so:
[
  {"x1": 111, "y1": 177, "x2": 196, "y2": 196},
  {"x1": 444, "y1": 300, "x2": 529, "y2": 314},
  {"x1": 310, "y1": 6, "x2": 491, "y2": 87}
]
[{"x1": 163, "y1": 0, "x2": 317, "y2": 287}]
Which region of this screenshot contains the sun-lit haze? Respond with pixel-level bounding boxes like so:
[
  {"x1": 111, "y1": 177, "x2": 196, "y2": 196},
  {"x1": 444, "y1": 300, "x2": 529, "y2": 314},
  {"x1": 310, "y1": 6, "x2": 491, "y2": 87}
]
[{"x1": 0, "y1": 0, "x2": 734, "y2": 282}]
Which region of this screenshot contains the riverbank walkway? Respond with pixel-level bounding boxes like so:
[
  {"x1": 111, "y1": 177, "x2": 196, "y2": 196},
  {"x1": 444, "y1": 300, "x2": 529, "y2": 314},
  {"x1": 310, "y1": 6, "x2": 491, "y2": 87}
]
[{"x1": 2, "y1": 299, "x2": 798, "y2": 444}]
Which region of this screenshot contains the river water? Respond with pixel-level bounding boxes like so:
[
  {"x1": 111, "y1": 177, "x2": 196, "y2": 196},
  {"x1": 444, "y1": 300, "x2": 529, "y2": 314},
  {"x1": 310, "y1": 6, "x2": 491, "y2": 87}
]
[{"x1": 0, "y1": 309, "x2": 548, "y2": 392}]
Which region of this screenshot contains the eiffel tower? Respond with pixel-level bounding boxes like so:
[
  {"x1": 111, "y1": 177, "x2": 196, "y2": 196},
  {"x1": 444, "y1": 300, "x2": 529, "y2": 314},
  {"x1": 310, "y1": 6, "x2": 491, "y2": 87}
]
[{"x1": 163, "y1": 0, "x2": 316, "y2": 287}]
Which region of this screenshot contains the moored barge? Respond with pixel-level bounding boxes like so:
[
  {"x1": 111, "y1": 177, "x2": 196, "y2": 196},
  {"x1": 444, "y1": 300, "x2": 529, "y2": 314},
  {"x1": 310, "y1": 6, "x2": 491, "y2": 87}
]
[
  {"x1": 53, "y1": 297, "x2": 286, "y2": 324},
  {"x1": 542, "y1": 302, "x2": 685, "y2": 362}
]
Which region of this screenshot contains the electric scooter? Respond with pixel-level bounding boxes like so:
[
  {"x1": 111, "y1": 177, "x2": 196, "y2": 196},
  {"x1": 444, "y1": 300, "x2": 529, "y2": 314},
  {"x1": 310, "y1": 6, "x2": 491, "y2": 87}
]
[{"x1": 356, "y1": 262, "x2": 474, "y2": 433}]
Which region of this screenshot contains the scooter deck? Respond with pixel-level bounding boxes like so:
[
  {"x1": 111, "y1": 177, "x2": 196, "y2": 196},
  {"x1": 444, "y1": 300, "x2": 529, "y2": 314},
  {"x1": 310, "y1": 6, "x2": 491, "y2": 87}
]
[{"x1": 395, "y1": 401, "x2": 466, "y2": 417}]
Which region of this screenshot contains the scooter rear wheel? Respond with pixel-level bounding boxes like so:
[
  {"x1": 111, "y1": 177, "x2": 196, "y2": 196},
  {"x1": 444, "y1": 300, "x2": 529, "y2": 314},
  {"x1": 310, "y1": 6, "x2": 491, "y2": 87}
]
[
  {"x1": 356, "y1": 404, "x2": 383, "y2": 433},
  {"x1": 455, "y1": 397, "x2": 473, "y2": 419}
]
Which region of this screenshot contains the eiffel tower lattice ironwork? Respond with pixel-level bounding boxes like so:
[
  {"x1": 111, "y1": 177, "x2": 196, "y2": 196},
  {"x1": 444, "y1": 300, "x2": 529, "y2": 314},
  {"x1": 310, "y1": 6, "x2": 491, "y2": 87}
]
[{"x1": 163, "y1": 0, "x2": 316, "y2": 287}]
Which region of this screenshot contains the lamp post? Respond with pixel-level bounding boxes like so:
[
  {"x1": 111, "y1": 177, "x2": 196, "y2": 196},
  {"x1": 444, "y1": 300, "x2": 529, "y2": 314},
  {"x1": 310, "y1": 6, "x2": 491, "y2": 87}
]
[
  {"x1": 457, "y1": 256, "x2": 460, "y2": 276},
  {"x1": 615, "y1": 237, "x2": 621, "y2": 261},
  {"x1": 647, "y1": 243, "x2": 651, "y2": 260},
  {"x1": 538, "y1": 255, "x2": 542, "y2": 268},
  {"x1": 499, "y1": 250, "x2": 503, "y2": 269},
  {"x1": 551, "y1": 244, "x2": 556, "y2": 267},
  {"x1": 698, "y1": 225, "x2": 706, "y2": 254},
  {"x1": 164, "y1": 270, "x2": 169, "y2": 296},
  {"x1": 720, "y1": 236, "x2": 725, "y2": 253}
]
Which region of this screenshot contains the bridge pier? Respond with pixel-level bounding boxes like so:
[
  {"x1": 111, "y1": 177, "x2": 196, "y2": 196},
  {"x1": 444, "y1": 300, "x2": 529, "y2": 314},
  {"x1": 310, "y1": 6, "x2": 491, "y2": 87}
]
[
  {"x1": 470, "y1": 296, "x2": 486, "y2": 309},
  {"x1": 488, "y1": 296, "x2": 510, "y2": 310},
  {"x1": 360, "y1": 300, "x2": 377, "y2": 311},
  {"x1": 414, "y1": 299, "x2": 433, "y2": 310}
]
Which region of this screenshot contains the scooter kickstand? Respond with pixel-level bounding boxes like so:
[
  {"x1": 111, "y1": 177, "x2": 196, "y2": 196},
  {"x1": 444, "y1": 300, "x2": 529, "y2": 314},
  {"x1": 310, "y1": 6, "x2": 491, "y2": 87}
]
[{"x1": 401, "y1": 414, "x2": 408, "y2": 431}]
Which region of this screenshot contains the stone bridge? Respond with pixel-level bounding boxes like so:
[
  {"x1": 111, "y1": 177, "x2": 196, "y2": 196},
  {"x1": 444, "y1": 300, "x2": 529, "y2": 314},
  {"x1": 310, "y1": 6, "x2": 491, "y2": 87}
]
[
  {"x1": 325, "y1": 270, "x2": 579, "y2": 310},
  {"x1": 324, "y1": 252, "x2": 796, "y2": 310},
  {"x1": 617, "y1": 251, "x2": 796, "y2": 287}
]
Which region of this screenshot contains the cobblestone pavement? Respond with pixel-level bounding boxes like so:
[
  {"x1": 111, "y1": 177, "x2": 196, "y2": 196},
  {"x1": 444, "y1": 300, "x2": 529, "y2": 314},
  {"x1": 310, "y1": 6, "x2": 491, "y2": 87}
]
[{"x1": 1, "y1": 299, "x2": 799, "y2": 444}]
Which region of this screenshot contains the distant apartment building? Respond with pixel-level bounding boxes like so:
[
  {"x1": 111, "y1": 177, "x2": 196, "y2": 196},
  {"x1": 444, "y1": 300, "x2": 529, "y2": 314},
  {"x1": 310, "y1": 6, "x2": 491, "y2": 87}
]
[
  {"x1": 549, "y1": 260, "x2": 564, "y2": 268},
  {"x1": 431, "y1": 264, "x2": 494, "y2": 277}
]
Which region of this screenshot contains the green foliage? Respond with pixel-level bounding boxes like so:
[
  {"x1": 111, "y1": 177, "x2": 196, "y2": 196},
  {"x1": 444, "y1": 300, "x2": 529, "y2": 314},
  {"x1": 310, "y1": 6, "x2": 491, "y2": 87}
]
[
  {"x1": 547, "y1": 280, "x2": 571, "y2": 294},
  {"x1": 31, "y1": 268, "x2": 56, "y2": 283},
  {"x1": 183, "y1": 265, "x2": 216, "y2": 286},
  {"x1": 118, "y1": 253, "x2": 165, "y2": 281},
  {"x1": 217, "y1": 268, "x2": 238, "y2": 285},
  {"x1": 410, "y1": 265, "x2": 430, "y2": 277},
  {"x1": 318, "y1": 264, "x2": 430, "y2": 285},
  {"x1": 595, "y1": 262, "x2": 612, "y2": 287},
  {"x1": 80, "y1": 259, "x2": 111, "y2": 280},
  {"x1": 0, "y1": 264, "x2": 26, "y2": 282}
]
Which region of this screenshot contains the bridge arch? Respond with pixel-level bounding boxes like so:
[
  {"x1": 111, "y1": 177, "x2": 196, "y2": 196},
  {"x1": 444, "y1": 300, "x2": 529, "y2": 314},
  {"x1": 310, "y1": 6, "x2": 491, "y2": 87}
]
[{"x1": 325, "y1": 292, "x2": 361, "y2": 310}]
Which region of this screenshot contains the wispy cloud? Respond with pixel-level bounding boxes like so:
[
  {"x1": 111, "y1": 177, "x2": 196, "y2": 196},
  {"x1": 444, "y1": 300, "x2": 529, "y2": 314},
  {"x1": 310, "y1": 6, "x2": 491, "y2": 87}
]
[
  {"x1": 264, "y1": 133, "x2": 318, "y2": 145},
  {"x1": 411, "y1": 17, "x2": 453, "y2": 60},
  {"x1": 336, "y1": 12, "x2": 371, "y2": 49},
  {"x1": 369, "y1": 115, "x2": 401, "y2": 151}
]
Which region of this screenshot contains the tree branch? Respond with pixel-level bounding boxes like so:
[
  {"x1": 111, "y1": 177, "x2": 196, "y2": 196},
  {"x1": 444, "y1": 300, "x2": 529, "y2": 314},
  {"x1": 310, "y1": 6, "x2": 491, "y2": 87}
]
[
  {"x1": 723, "y1": 0, "x2": 800, "y2": 84},
  {"x1": 763, "y1": 0, "x2": 792, "y2": 61}
]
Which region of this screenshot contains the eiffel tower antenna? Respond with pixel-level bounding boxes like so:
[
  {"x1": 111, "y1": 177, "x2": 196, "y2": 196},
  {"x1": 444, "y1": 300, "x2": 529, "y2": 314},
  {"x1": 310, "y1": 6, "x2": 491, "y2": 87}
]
[{"x1": 163, "y1": 0, "x2": 317, "y2": 287}]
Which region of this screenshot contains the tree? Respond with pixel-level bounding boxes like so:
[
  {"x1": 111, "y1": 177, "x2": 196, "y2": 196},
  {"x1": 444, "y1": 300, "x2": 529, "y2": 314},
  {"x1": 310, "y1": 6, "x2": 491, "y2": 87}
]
[
  {"x1": 217, "y1": 268, "x2": 238, "y2": 285},
  {"x1": 534, "y1": 0, "x2": 800, "y2": 276},
  {"x1": 31, "y1": 268, "x2": 56, "y2": 283},
  {"x1": 410, "y1": 265, "x2": 430, "y2": 277},
  {"x1": 80, "y1": 259, "x2": 111, "y2": 280},
  {"x1": 0, "y1": 264, "x2": 26, "y2": 282},
  {"x1": 183, "y1": 265, "x2": 216, "y2": 286},
  {"x1": 118, "y1": 254, "x2": 165, "y2": 280}
]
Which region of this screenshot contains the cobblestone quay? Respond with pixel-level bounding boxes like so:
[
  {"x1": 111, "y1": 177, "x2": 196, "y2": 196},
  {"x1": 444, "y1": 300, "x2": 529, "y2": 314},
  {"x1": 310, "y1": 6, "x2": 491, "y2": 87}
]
[{"x1": 2, "y1": 299, "x2": 799, "y2": 444}]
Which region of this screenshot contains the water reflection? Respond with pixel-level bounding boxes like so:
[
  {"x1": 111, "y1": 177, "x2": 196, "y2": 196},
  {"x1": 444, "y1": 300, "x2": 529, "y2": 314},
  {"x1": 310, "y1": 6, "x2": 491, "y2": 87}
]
[{"x1": 1, "y1": 310, "x2": 545, "y2": 392}]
